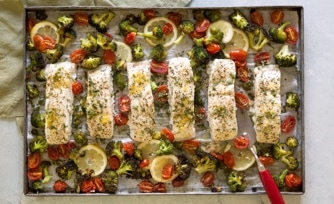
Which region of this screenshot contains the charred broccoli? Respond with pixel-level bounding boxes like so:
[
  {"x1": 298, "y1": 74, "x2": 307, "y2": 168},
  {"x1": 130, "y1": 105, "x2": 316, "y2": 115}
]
[
  {"x1": 46, "y1": 44, "x2": 64, "y2": 63},
  {"x1": 273, "y1": 142, "x2": 291, "y2": 160},
  {"x1": 80, "y1": 33, "x2": 99, "y2": 53},
  {"x1": 81, "y1": 55, "x2": 101, "y2": 69},
  {"x1": 29, "y1": 134, "x2": 48, "y2": 153},
  {"x1": 285, "y1": 92, "x2": 300, "y2": 110},
  {"x1": 131, "y1": 43, "x2": 145, "y2": 61},
  {"x1": 118, "y1": 19, "x2": 138, "y2": 36},
  {"x1": 61, "y1": 29, "x2": 77, "y2": 47},
  {"x1": 57, "y1": 15, "x2": 74, "y2": 34},
  {"x1": 30, "y1": 109, "x2": 46, "y2": 129},
  {"x1": 156, "y1": 139, "x2": 174, "y2": 156},
  {"x1": 188, "y1": 45, "x2": 210, "y2": 67},
  {"x1": 246, "y1": 26, "x2": 271, "y2": 51},
  {"x1": 269, "y1": 21, "x2": 291, "y2": 43},
  {"x1": 113, "y1": 70, "x2": 127, "y2": 90},
  {"x1": 192, "y1": 149, "x2": 218, "y2": 174},
  {"x1": 73, "y1": 130, "x2": 88, "y2": 147},
  {"x1": 96, "y1": 32, "x2": 117, "y2": 51},
  {"x1": 26, "y1": 83, "x2": 39, "y2": 99},
  {"x1": 137, "y1": 25, "x2": 163, "y2": 40},
  {"x1": 150, "y1": 44, "x2": 167, "y2": 62},
  {"x1": 56, "y1": 160, "x2": 78, "y2": 180},
  {"x1": 35, "y1": 69, "x2": 46, "y2": 82},
  {"x1": 227, "y1": 170, "x2": 247, "y2": 192},
  {"x1": 274, "y1": 44, "x2": 297, "y2": 67},
  {"x1": 229, "y1": 10, "x2": 250, "y2": 30},
  {"x1": 204, "y1": 9, "x2": 221, "y2": 23},
  {"x1": 285, "y1": 136, "x2": 299, "y2": 149},
  {"x1": 204, "y1": 26, "x2": 224, "y2": 45},
  {"x1": 105, "y1": 141, "x2": 123, "y2": 161},
  {"x1": 100, "y1": 169, "x2": 118, "y2": 193},
  {"x1": 27, "y1": 52, "x2": 46, "y2": 72},
  {"x1": 88, "y1": 11, "x2": 115, "y2": 33},
  {"x1": 32, "y1": 180, "x2": 44, "y2": 192},
  {"x1": 40, "y1": 160, "x2": 52, "y2": 183},
  {"x1": 115, "y1": 157, "x2": 136, "y2": 177},
  {"x1": 175, "y1": 20, "x2": 195, "y2": 44},
  {"x1": 282, "y1": 155, "x2": 299, "y2": 171},
  {"x1": 273, "y1": 168, "x2": 289, "y2": 189},
  {"x1": 176, "y1": 154, "x2": 192, "y2": 180}
]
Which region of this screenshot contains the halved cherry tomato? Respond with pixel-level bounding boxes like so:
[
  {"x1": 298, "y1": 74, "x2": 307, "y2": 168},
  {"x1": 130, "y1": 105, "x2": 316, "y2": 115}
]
[
  {"x1": 172, "y1": 178, "x2": 185, "y2": 187},
  {"x1": 195, "y1": 18, "x2": 210, "y2": 33},
  {"x1": 271, "y1": 10, "x2": 284, "y2": 25},
  {"x1": 285, "y1": 26, "x2": 299, "y2": 44},
  {"x1": 222, "y1": 151, "x2": 235, "y2": 169},
  {"x1": 33, "y1": 34, "x2": 56, "y2": 52},
  {"x1": 235, "y1": 92, "x2": 249, "y2": 109},
  {"x1": 210, "y1": 151, "x2": 224, "y2": 161},
  {"x1": 150, "y1": 60, "x2": 169, "y2": 75},
  {"x1": 70, "y1": 48, "x2": 87, "y2": 64},
  {"x1": 154, "y1": 85, "x2": 169, "y2": 104},
  {"x1": 285, "y1": 173, "x2": 302, "y2": 189},
  {"x1": 206, "y1": 43, "x2": 221, "y2": 55},
  {"x1": 259, "y1": 156, "x2": 275, "y2": 166},
  {"x1": 73, "y1": 12, "x2": 89, "y2": 26},
  {"x1": 139, "y1": 158, "x2": 150, "y2": 168},
  {"x1": 27, "y1": 168, "x2": 42, "y2": 181},
  {"x1": 281, "y1": 115, "x2": 297, "y2": 134},
  {"x1": 72, "y1": 81, "x2": 84, "y2": 95},
  {"x1": 182, "y1": 139, "x2": 201, "y2": 153},
  {"x1": 124, "y1": 31, "x2": 137, "y2": 45},
  {"x1": 162, "y1": 23, "x2": 173, "y2": 35},
  {"x1": 138, "y1": 180, "x2": 154, "y2": 193},
  {"x1": 233, "y1": 135, "x2": 250, "y2": 150},
  {"x1": 26, "y1": 18, "x2": 36, "y2": 33},
  {"x1": 108, "y1": 155, "x2": 121, "y2": 170},
  {"x1": 144, "y1": 9, "x2": 157, "y2": 21},
  {"x1": 234, "y1": 60, "x2": 247, "y2": 68},
  {"x1": 189, "y1": 30, "x2": 206, "y2": 39},
  {"x1": 195, "y1": 106, "x2": 206, "y2": 122},
  {"x1": 27, "y1": 152, "x2": 41, "y2": 169},
  {"x1": 54, "y1": 180, "x2": 67, "y2": 193},
  {"x1": 254, "y1": 51, "x2": 270, "y2": 65},
  {"x1": 250, "y1": 10, "x2": 264, "y2": 26},
  {"x1": 237, "y1": 66, "x2": 249, "y2": 82},
  {"x1": 47, "y1": 145, "x2": 60, "y2": 161},
  {"x1": 114, "y1": 113, "x2": 128, "y2": 126},
  {"x1": 123, "y1": 142, "x2": 135, "y2": 156},
  {"x1": 118, "y1": 95, "x2": 131, "y2": 113},
  {"x1": 93, "y1": 177, "x2": 105, "y2": 192},
  {"x1": 103, "y1": 49, "x2": 116, "y2": 64},
  {"x1": 153, "y1": 182, "x2": 167, "y2": 193},
  {"x1": 230, "y1": 49, "x2": 248, "y2": 62},
  {"x1": 58, "y1": 144, "x2": 70, "y2": 159},
  {"x1": 161, "y1": 163, "x2": 174, "y2": 179},
  {"x1": 81, "y1": 179, "x2": 96, "y2": 193},
  {"x1": 201, "y1": 171, "x2": 215, "y2": 187},
  {"x1": 166, "y1": 12, "x2": 183, "y2": 25},
  {"x1": 161, "y1": 127, "x2": 175, "y2": 142}
]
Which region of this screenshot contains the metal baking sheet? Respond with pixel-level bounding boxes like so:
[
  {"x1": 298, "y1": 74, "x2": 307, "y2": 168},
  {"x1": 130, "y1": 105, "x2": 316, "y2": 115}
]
[{"x1": 24, "y1": 6, "x2": 304, "y2": 195}]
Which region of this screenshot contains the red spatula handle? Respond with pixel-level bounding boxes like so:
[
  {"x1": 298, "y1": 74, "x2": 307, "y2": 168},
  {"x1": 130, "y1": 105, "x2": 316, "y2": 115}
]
[{"x1": 259, "y1": 169, "x2": 285, "y2": 204}]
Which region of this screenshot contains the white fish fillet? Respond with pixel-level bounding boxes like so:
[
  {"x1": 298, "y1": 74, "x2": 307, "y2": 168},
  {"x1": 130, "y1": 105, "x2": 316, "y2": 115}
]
[
  {"x1": 86, "y1": 64, "x2": 114, "y2": 139},
  {"x1": 168, "y1": 57, "x2": 195, "y2": 141},
  {"x1": 127, "y1": 60, "x2": 155, "y2": 142},
  {"x1": 44, "y1": 62, "x2": 76, "y2": 144},
  {"x1": 207, "y1": 59, "x2": 238, "y2": 141},
  {"x1": 253, "y1": 65, "x2": 281, "y2": 144}
]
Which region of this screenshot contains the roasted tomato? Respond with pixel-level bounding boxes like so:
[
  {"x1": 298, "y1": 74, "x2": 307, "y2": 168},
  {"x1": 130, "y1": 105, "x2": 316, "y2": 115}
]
[
  {"x1": 123, "y1": 142, "x2": 135, "y2": 156},
  {"x1": 118, "y1": 95, "x2": 131, "y2": 113},
  {"x1": 285, "y1": 26, "x2": 299, "y2": 44},
  {"x1": 166, "y1": 11, "x2": 183, "y2": 25},
  {"x1": 153, "y1": 182, "x2": 167, "y2": 193},
  {"x1": 154, "y1": 85, "x2": 169, "y2": 105},
  {"x1": 81, "y1": 179, "x2": 96, "y2": 193},
  {"x1": 26, "y1": 18, "x2": 36, "y2": 33},
  {"x1": 233, "y1": 135, "x2": 250, "y2": 150},
  {"x1": 27, "y1": 168, "x2": 42, "y2": 181},
  {"x1": 285, "y1": 173, "x2": 302, "y2": 189},
  {"x1": 201, "y1": 171, "x2": 215, "y2": 187},
  {"x1": 281, "y1": 115, "x2": 297, "y2": 134},
  {"x1": 114, "y1": 113, "x2": 128, "y2": 126},
  {"x1": 250, "y1": 10, "x2": 264, "y2": 26},
  {"x1": 58, "y1": 143, "x2": 70, "y2": 159},
  {"x1": 195, "y1": 106, "x2": 206, "y2": 122},
  {"x1": 230, "y1": 49, "x2": 247, "y2": 62},
  {"x1": 54, "y1": 180, "x2": 67, "y2": 193},
  {"x1": 189, "y1": 30, "x2": 206, "y2": 39},
  {"x1": 27, "y1": 152, "x2": 41, "y2": 169},
  {"x1": 271, "y1": 10, "x2": 284, "y2": 25},
  {"x1": 237, "y1": 66, "x2": 249, "y2": 82},
  {"x1": 235, "y1": 92, "x2": 249, "y2": 109},
  {"x1": 254, "y1": 51, "x2": 270, "y2": 65},
  {"x1": 33, "y1": 34, "x2": 56, "y2": 52},
  {"x1": 161, "y1": 163, "x2": 174, "y2": 179},
  {"x1": 222, "y1": 151, "x2": 235, "y2": 169},
  {"x1": 172, "y1": 178, "x2": 185, "y2": 187},
  {"x1": 103, "y1": 49, "x2": 116, "y2": 64},
  {"x1": 108, "y1": 155, "x2": 121, "y2": 170},
  {"x1": 162, "y1": 23, "x2": 173, "y2": 35},
  {"x1": 93, "y1": 177, "x2": 105, "y2": 193},
  {"x1": 161, "y1": 127, "x2": 175, "y2": 142},
  {"x1": 182, "y1": 139, "x2": 201, "y2": 153},
  {"x1": 259, "y1": 156, "x2": 275, "y2": 166},
  {"x1": 210, "y1": 151, "x2": 224, "y2": 161},
  {"x1": 138, "y1": 180, "x2": 154, "y2": 193},
  {"x1": 139, "y1": 158, "x2": 150, "y2": 168},
  {"x1": 206, "y1": 43, "x2": 221, "y2": 55},
  {"x1": 195, "y1": 18, "x2": 210, "y2": 33},
  {"x1": 47, "y1": 145, "x2": 60, "y2": 161},
  {"x1": 73, "y1": 12, "x2": 89, "y2": 26},
  {"x1": 150, "y1": 60, "x2": 169, "y2": 75},
  {"x1": 72, "y1": 81, "x2": 84, "y2": 95},
  {"x1": 70, "y1": 48, "x2": 87, "y2": 64},
  {"x1": 124, "y1": 31, "x2": 137, "y2": 45}
]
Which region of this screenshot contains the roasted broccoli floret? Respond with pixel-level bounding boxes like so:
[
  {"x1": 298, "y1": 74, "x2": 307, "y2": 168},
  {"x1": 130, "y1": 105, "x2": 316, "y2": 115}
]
[
  {"x1": 229, "y1": 10, "x2": 250, "y2": 30},
  {"x1": 150, "y1": 44, "x2": 167, "y2": 62},
  {"x1": 246, "y1": 26, "x2": 271, "y2": 51},
  {"x1": 227, "y1": 170, "x2": 247, "y2": 192},
  {"x1": 30, "y1": 109, "x2": 46, "y2": 129},
  {"x1": 282, "y1": 155, "x2": 299, "y2": 171},
  {"x1": 35, "y1": 69, "x2": 46, "y2": 82},
  {"x1": 188, "y1": 45, "x2": 210, "y2": 67},
  {"x1": 32, "y1": 180, "x2": 44, "y2": 192},
  {"x1": 269, "y1": 21, "x2": 291, "y2": 43},
  {"x1": 80, "y1": 33, "x2": 99, "y2": 53},
  {"x1": 285, "y1": 92, "x2": 300, "y2": 110},
  {"x1": 273, "y1": 142, "x2": 291, "y2": 160},
  {"x1": 29, "y1": 135, "x2": 48, "y2": 153},
  {"x1": 88, "y1": 11, "x2": 115, "y2": 33},
  {"x1": 192, "y1": 149, "x2": 218, "y2": 174},
  {"x1": 115, "y1": 157, "x2": 136, "y2": 177},
  {"x1": 105, "y1": 141, "x2": 124, "y2": 161},
  {"x1": 273, "y1": 168, "x2": 289, "y2": 189},
  {"x1": 46, "y1": 44, "x2": 64, "y2": 63},
  {"x1": 131, "y1": 43, "x2": 145, "y2": 61},
  {"x1": 35, "y1": 10, "x2": 48, "y2": 20},
  {"x1": 174, "y1": 20, "x2": 195, "y2": 44},
  {"x1": 96, "y1": 32, "x2": 117, "y2": 51},
  {"x1": 40, "y1": 160, "x2": 52, "y2": 183},
  {"x1": 138, "y1": 25, "x2": 163, "y2": 40},
  {"x1": 26, "y1": 83, "x2": 39, "y2": 99},
  {"x1": 176, "y1": 154, "x2": 192, "y2": 180},
  {"x1": 100, "y1": 169, "x2": 118, "y2": 193},
  {"x1": 81, "y1": 55, "x2": 101, "y2": 69},
  {"x1": 204, "y1": 9, "x2": 221, "y2": 23},
  {"x1": 113, "y1": 70, "x2": 127, "y2": 90},
  {"x1": 73, "y1": 130, "x2": 88, "y2": 147},
  {"x1": 274, "y1": 44, "x2": 297, "y2": 67},
  {"x1": 255, "y1": 143, "x2": 274, "y2": 158},
  {"x1": 156, "y1": 139, "x2": 174, "y2": 156},
  {"x1": 118, "y1": 20, "x2": 138, "y2": 36},
  {"x1": 57, "y1": 15, "x2": 74, "y2": 34},
  {"x1": 61, "y1": 29, "x2": 77, "y2": 47},
  {"x1": 56, "y1": 160, "x2": 78, "y2": 180},
  {"x1": 285, "y1": 136, "x2": 299, "y2": 149},
  {"x1": 204, "y1": 27, "x2": 224, "y2": 45},
  {"x1": 27, "y1": 52, "x2": 45, "y2": 72}
]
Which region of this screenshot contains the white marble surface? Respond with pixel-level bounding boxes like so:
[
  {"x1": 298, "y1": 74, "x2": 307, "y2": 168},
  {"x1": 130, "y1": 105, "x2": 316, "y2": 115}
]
[{"x1": 1, "y1": 0, "x2": 334, "y2": 203}]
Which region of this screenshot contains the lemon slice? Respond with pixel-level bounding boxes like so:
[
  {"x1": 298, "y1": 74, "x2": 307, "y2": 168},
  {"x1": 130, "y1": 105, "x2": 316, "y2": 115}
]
[
  {"x1": 150, "y1": 155, "x2": 179, "y2": 183},
  {"x1": 30, "y1": 21, "x2": 60, "y2": 44},
  {"x1": 228, "y1": 144, "x2": 255, "y2": 171},
  {"x1": 206, "y1": 20, "x2": 234, "y2": 44},
  {"x1": 143, "y1": 17, "x2": 178, "y2": 47},
  {"x1": 115, "y1": 41, "x2": 133, "y2": 62},
  {"x1": 137, "y1": 139, "x2": 161, "y2": 170},
  {"x1": 75, "y1": 144, "x2": 108, "y2": 176},
  {"x1": 222, "y1": 28, "x2": 249, "y2": 58}
]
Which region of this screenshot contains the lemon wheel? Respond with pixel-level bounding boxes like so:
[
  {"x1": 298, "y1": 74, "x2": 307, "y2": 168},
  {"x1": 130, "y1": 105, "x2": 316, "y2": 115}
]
[
  {"x1": 228, "y1": 144, "x2": 255, "y2": 171},
  {"x1": 206, "y1": 19, "x2": 234, "y2": 44},
  {"x1": 30, "y1": 21, "x2": 60, "y2": 44},
  {"x1": 150, "y1": 155, "x2": 179, "y2": 183},
  {"x1": 137, "y1": 139, "x2": 161, "y2": 170},
  {"x1": 115, "y1": 41, "x2": 133, "y2": 63},
  {"x1": 223, "y1": 28, "x2": 249, "y2": 58}
]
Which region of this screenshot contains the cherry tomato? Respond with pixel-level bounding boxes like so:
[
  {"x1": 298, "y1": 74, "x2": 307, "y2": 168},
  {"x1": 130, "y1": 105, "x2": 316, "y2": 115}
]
[
  {"x1": 234, "y1": 60, "x2": 247, "y2": 68},
  {"x1": 27, "y1": 152, "x2": 41, "y2": 169},
  {"x1": 259, "y1": 156, "x2": 275, "y2": 166},
  {"x1": 154, "y1": 85, "x2": 169, "y2": 105},
  {"x1": 195, "y1": 106, "x2": 206, "y2": 122},
  {"x1": 254, "y1": 51, "x2": 270, "y2": 65},
  {"x1": 229, "y1": 49, "x2": 248, "y2": 62},
  {"x1": 195, "y1": 18, "x2": 210, "y2": 33},
  {"x1": 182, "y1": 139, "x2": 201, "y2": 153},
  {"x1": 201, "y1": 172, "x2": 215, "y2": 187},
  {"x1": 70, "y1": 48, "x2": 87, "y2": 64},
  {"x1": 210, "y1": 151, "x2": 224, "y2": 161},
  {"x1": 161, "y1": 163, "x2": 174, "y2": 179},
  {"x1": 250, "y1": 10, "x2": 264, "y2": 26},
  {"x1": 285, "y1": 173, "x2": 302, "y2": 189},
  {"x1": 73, "y1": 12, "x2": 89, "y2": 26},
  {"x1": 42, "y1": 36, "x2": 57, "y2": 50},
  {"x1": 108, "y1": 155, "x2": 121, "y2": 170},
  {"x1": 144, "y1": 9, "x2": 157, "y2": 21},
  {"x1": 118, "y1": 95, "x2": 131, "y2": 113},
  {"x1": 161, "y1": 127, "x2": 175, "y2": 142},
  {"x1": 138, "y1": 180, "x2": 154, "y2": 193},
  {"x1": 26, "y1": 18, "x2": 36, "y2": 33},
  {"x1": 233, "y1": 135, "x2": 250, "y2": 150},
  {"x1": 47, "y1": 145, "x2": 60, "y2": 161},
  {"x1": 235, "y1": 92, "x2": 249, "y2": 109},
  {"x1": 162, "y1": 23, "x2": 173, "y2": 35},
  {"x1": 81, "y1": 179, "x2": 96, "y2": 193},
  {"x1": 123, "y1": 142, "x2": 135, "y2": 156},
  {"x1": 58, "y1": 144, "x2": 70, "y2": 159},
  {"x1": 189, "y1": 30, "x2": 206, "y2": 39},
  {"x1": 33, "y1": 35, "x2": 47, "y2": 52},
  {"x1": 124, "y1": 31, "x2": 137, "y2": 45},
  {"x1": 103, "y1": 49, "x2": 116, "y2": 64},
  {"x1": 166, "y1": 12, "x2": 183, "y2": 25},
  {"x1": 54, "y1": 180, "x2": 67, "y2": 193},
  {"x1": 93, "y1": 177, "x2": 105, "y2": 192},
  {"x1": 285, "y1": 26, "x2": 299, "y2": 44},
  {"x1": 150, "y1": 60, "x2": 169, "y2": 75},
  {"x1": 72, "y1": 81, "x2": 84, "y2": 95},
  {"x1": 153, "y1": 182, "x2": 167, "y2": 193},
  {"x1": 281, "y1": 115, "x2": 297, "y2": 134},
  {"x1": 271, "y1": 10, "x2": 285, "y2": 25},
  {"x1": 222, "y1": 151, "x2": 235, "y2": 169},
  {"x1": 237, "y1": 66, "x2": 249, "y2": 82},
  {"x1": 139, "y1": 158, "x2": 150, "y2": 168},
  {"x1": 206, "y1": 43, "x2": 221, "y2": 55},
  {"x1": 27, "y1": 168, "x2": 42, "y2": 181},
  {"x1": 114, "y1": 113, "x2": 128, "y2": 126},
  {"x1": 172, "y1": 178, "x2": 185, "y2": 187}
]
